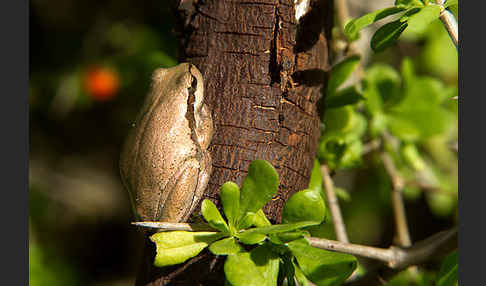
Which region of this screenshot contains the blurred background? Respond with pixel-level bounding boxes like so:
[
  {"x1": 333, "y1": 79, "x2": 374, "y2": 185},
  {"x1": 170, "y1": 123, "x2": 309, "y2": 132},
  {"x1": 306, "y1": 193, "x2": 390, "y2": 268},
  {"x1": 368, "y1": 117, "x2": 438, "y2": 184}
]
[{"x1": 29, "y1": 1, "x2": 457, "y2": 285}]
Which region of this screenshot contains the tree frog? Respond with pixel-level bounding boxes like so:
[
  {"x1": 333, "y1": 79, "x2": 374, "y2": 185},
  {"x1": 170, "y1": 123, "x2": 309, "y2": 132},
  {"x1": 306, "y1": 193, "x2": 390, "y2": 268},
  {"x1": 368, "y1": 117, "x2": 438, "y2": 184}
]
[{"x1": 120, "y1": 63, "x2": 213, "y2": 223}]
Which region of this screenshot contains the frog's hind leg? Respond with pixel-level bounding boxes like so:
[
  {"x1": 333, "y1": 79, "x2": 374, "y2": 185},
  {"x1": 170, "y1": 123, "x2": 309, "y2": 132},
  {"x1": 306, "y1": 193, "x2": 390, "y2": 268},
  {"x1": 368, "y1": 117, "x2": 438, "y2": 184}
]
[{"x1": 155, "y1": 159, "x2": 203, "y2": 223}]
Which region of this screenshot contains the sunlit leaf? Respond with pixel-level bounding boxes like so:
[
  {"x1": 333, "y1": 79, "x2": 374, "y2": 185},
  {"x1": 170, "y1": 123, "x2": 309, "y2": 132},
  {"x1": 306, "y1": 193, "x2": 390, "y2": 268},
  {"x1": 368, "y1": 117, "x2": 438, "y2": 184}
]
[
  {"x1": 406, "y1": 5, "x2": 441, "y2": 33},
  {"x1": 224, "y1": 245, "x2": 280, "y2": 286},
  {"x1": 201, "y1": 199, "x2": 230, "y2": 233},
  {"x1": 239, "y1": 160, "x2": 279, "y2": 224},
  {"x1": 394, "y1": 0, "x2": 424, "y2": 9},
  {"x1": 444, "y1": 0, "x2": 458, "y2": 8},
  {"x1": 282, "y1": 189, "x2": 327, "y2": 224},
  {"x1": 253, "y1": 209, "x2": 272, "y2": 227},
  {"x1": 288, "y1": 238, "x2": 357, "y2": 286},
  {"x1": 221, "y1": 181, "x2": 240, "y2": 231},
  {"x1": 308, "y1": 160, "x2": 323, "y2": 193},
  {"x1": 150, "y1": 231, "x2": 222, "y2": 267},
  {"x1": 209, "y1": 237, "x2": 243, "y2": 255},
  {"x1": 344, "y1": 7, "x2": 406, "y2": 41}
]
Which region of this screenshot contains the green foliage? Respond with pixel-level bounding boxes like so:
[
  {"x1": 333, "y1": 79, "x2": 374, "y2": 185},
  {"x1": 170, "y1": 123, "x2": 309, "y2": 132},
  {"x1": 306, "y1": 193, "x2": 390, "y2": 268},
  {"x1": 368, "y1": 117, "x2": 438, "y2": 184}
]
[
  {"x1": 371, "y1": 20, "x2": 409, "y2": 52},
  {"x1": 444, "y1": 0, "x2": 458, "y2": 8},
  {"x1": 282, "y1": 189, "x2": 327, "y2": 224},
  {"x1": 288, "y1": 239, "x2": 357, "y2": 286},
  {"x1": 151, "y1": 231, "x2": 222, "y2": 267},
  {"x1": 149, "y1": 159, "x2": 356, "y2": 286},
  {"x1": 386, "y1": 269, "x2": 436, "y2": 285},
  {"x1": 344, "y1": 7, "x2": 406, "y2": 41},
  {"x1": 319, "y1": 106, "x2": 366, "y2": 170},
  {"x1": 221, "y1": 181, "x2": 241, "y2": 234},
  {"x1": 395, "y1": 0, "x2": 424, "y2": 9},
  {"x1": 406, "y1": 5, "x2": 441, "y2": 33},
  {"x1": 209, "y1": 237, "x2": 243, "y2": 255},
  {"x1": 363, "y1": 59, "x2": 455, "y2": 143},
  {"x1": 308, "y1": 160, "x2": 324, "y2": 193},
  {"x1": 224, "y1": 245, "x2": 280, "y2": 286},
  {"x1": 202, "y1": 199, "x2": 230, "y2": 234},
  {"x1": 436, "y1": 251, "x2": 458, "y2": 286},
  {"x1": 326, "y1": 56, "x2": 361, "y2": 96},
  {"x1": 345, "y1": 1, "x2": 445, "y2": 53},
  {"x1": 238, "y1": 159, "x2": 279, "y2": 225},
  {"x1": 29, "y1": 243, "x2": 81, "y2": 286}
]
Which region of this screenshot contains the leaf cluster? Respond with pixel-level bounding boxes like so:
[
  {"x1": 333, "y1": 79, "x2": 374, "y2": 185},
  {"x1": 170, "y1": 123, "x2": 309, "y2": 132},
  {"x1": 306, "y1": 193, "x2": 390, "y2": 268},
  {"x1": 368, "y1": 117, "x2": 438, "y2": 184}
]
[
  {"x1": 344, "y1": 0, "x2": 458, "y2": 52},
  {"x1": 150, "y1": 160, "x2": 357, "y2": 286}
]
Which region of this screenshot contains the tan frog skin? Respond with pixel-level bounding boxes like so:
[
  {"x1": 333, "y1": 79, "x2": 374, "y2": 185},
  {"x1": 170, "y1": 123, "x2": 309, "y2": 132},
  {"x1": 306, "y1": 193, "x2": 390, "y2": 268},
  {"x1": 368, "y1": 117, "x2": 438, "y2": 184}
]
[{"x1": 119, "y1": 63, "x2": 213, "y2": 223}]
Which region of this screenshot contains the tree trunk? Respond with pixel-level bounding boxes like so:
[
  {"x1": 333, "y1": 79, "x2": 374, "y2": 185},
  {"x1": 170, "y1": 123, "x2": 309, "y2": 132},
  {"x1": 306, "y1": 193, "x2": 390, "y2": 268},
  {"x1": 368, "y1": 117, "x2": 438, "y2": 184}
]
[{"x1": 136, "y1": 0, "x2": 333, "y2": 285}]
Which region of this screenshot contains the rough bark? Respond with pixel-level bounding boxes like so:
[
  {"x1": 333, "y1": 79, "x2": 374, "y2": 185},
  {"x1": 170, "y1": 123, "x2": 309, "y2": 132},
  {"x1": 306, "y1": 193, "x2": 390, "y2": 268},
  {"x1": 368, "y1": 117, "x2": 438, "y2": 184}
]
[{"x1": 136, "y1": 0, "x2": 333, "y2": 285}]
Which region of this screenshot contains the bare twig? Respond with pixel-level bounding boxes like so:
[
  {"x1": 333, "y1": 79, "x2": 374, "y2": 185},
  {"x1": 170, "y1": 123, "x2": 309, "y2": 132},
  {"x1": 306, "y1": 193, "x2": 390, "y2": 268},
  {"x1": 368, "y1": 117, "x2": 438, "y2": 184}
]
[
  {"x1": 321, "y1": 164, "x2": 349, "y2": 243},
  {"x1": 435, "y1": 0, "x2": 459, "y2": 50},
  {"x1": 362, "y1": 139, "x2": 381, "y2": 155},
  {"x1": 306, "y1": 227, "x2": 457, "y2": 270},
  {"x1": 380, "y1": 152, "x2": 412, "y2": 248},
  {"x1": 132, "y1": 221, "x2": 214, "y2": 232}
]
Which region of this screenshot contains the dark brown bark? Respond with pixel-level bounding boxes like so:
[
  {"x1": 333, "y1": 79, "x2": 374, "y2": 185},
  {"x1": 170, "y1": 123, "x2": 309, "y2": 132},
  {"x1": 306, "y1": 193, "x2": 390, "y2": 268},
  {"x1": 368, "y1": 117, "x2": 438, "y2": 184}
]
[{"x1": 136, "y1": 0, "x2": 333, "y2": 285}]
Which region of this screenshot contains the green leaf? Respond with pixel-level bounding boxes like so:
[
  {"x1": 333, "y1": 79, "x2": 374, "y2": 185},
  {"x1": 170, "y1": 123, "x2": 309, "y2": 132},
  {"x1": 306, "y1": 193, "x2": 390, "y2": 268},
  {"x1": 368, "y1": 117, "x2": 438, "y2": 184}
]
[
  {"x1": 334, "y1": 187, "x2": 351, "y2": 202},
  {"x1": 369, "y1": 112, "x2": 388, "y2": 137},
  {"x1": 224, "y1": 245, "x2": 280, "y2": 286},
  {"x1": 322, "y1": 106, "x2": 354, "y2": 134},
  {"x1": 221, "y1": 181, "x2": 240, "y2": 231},
  {"x1": 371, "y1": 20, "x2": 408, "y2": 52},
  {"x1": 239, "y1": 212, "x2": 256, "y2": 230},
  {"x1": 253, "y1": 209, "x2": 272, "y2": 227},
  {"x1": 327, "y1": 56, "x2": 360, "y2": 95},
  {"x1": 293, "y1": 263, "x2": 310, "y2": 286},
  {"x1": 406, "y1": 5, "x2": 441, "y2": 33},
  {"x1": 319, "y1": 106, "x2": 367, "y2": 170},
  {"x1": 237, "y1": 221, "x2": 319, "y2": 244},
  {"x1": 325, "y1": 86, "x2": 365, "y2": 109},
  {"x1": 444, "y1": 0, "x2": 458, "y2": 8},
  {"x1": 308, "y1": 160, "x2": 323, "y2": 193},
  {"x1": 150, "y1": 231, "x2": 222, "y2": 267},
  {"x1": 362, "y1": 64, "x2": 402, "y2": 112},
  {"x1": 273, "y1": 231, "x2": 308, "y2": 244},
  {"x1": 388, "y1": 108, "x2": 455, "y2": 142},
  {"x1": 338, "y1": 140, "x2": 364, "y2": 169},
  {"x1": 288, "y1": 239, "x2": 357, "y2": 286},
  {"x1": 209, "y1": 237, "x2": 243, "y2": 255},
  {"x1": 401, "y1": 143, "x2": 426, "y2": 171},
  {"x1": 238, "y1": 231, "x2": 268, "y2": 245},
  {"x1": 401, "y1": 57, "x2": 415, "y2": 91},
  {"x1": 394, "y1": 0, "x2": 424, "y2": 9},
  {"x1": 239, "y1": 160, "x2": 279, "y2": 223},
  {"x1": 344, "y1": 7, "x2": 406, "y2": 41},
  {"x1": 282, "y1": 189, "x2": 327, "y2": 224},
  {"x1": 436, "y1": 251, "x2": 458, "y2": 286},
  {"x1": 201, "y1": 199, "x2": 230, "y2": 233}
]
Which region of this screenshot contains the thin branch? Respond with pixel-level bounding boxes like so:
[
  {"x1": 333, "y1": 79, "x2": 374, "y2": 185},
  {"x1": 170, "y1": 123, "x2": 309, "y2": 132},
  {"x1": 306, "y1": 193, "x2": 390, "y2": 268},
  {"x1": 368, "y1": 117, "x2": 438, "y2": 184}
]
[
  {"x1": 321, "y1": 164, "x2": 349, "y2": 243},
  {"x1": 306, "y1": 227, "x2": 457, "y2": 270},
  {"x1": 380, "y1": 152, "x2": 412, "y2": 248},
  {"x1": 435, "y1": 0, "x2": 459, "y2": 50},
  {"x1": 131, "y1": 221, "x2": 214, "y2": 232},
  {"x1": 362, "y1": 139, "x2": 381, "y2": 155},
  {"x1": 334, "y1": 0, "x2": 364, "y2": 78}
]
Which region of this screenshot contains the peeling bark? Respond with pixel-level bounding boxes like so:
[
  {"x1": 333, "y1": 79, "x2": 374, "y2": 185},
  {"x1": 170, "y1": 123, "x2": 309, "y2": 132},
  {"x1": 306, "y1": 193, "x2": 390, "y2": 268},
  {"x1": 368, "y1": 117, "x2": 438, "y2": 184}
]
[{"x1": 136, "y1": 0, "x2": 333, "y2": 285}]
